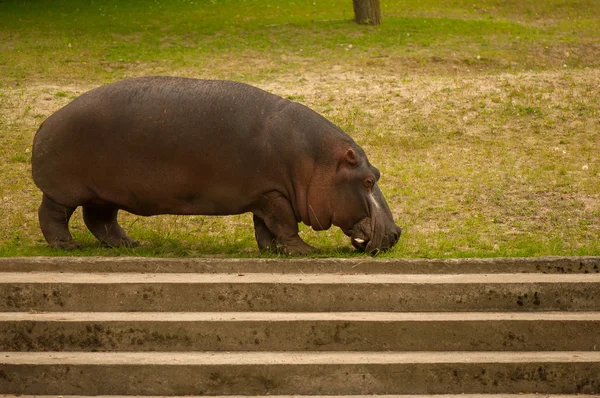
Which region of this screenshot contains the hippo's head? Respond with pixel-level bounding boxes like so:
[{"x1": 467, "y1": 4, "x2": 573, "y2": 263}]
[{"x1": 307, "y1": 146, "x2": 401, "y2": 255}]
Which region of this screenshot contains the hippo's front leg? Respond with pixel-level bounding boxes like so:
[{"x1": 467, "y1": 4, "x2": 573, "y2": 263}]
[
  {"x1": 252, "y1": 214, "x2": 278, "y2": 253},
  {"x1": 253, "y1": 192, "x2": 318, "y2": 255}
]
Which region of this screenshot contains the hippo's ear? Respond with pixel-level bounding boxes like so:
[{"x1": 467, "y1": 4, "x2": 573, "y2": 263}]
[{"x1": 343, "y1": 149, "x2": 358, "y2": 166}]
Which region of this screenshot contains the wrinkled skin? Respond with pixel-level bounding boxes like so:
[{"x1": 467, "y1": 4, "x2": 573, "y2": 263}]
[{"x1": 32, "y1": 77, "x2": 401, "y2": 255}]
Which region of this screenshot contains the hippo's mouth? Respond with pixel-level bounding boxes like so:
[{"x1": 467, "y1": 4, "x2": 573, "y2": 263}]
[
  {"x1": 347, "y1": 216, "x2": 401, "y2": 255},
  {"x1": 351, "y1": 236, "x2": 370, "y2": 252},
  {"x1": 349, "y1": 218, "x2": 372, "y2": 252}
]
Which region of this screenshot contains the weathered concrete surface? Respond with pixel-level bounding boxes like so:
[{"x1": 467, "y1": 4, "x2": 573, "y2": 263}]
[
  {"x1": 1, "y1": 257, "x2": 599, "y2": 396},
  {"x1": 1, "y1": 256, "x2": 599, "y2": 274},
  {"x1": 2, "y1": 312, "x2": 599, "y2": 352},
  {"x1": 1, "y1": 272, "x2": 599, "y2": 312},
  {"x1": 1, "y1": 352, "x2": 599, "y2": 394}
]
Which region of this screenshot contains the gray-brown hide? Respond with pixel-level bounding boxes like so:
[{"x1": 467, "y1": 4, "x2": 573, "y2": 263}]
[{"x1": 32, "y1": 77, "x2": 401, "y2": 255}]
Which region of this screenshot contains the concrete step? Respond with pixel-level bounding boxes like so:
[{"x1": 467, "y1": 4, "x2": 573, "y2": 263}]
[
  {"x1": 1, "y1": 351, "x2": 599, "y2": 395},
  {"x1": 1, "y1": 272, "x2": 599, "y2": 312},
  {"x1": 2, "y1": 311, "x2": 599, "y2": 352},
  {"x1": 2, "y1": 257, "x2": 599, "y2": 395},
  {"x1": 2, "y1": 256, "x2": 599, "y2": 274}
]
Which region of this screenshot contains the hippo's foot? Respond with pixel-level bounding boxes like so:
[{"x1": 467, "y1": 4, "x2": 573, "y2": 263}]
[
  {"x1": 281, "y1": 240, "x2": 320, "y2": 256},
  {"x1": 257, "y1": 240, "x2": 319, "y2": 256},
  {"x1": 38, "y1": 194, "x2": 79, "y2": 250},
  {"x1": 83, "y1": 205, "x2": 138, "y2": 249}
]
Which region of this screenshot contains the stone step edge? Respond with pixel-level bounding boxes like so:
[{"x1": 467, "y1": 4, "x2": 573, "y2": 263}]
[
  {"x1": 2, "y1": 256, "x2": 599, "y2": 274},
  {"x1": 3, "y1": 272, "x2": 600, "y2": 284},
  {"x1": 3, "y1": 351, "x2": 600, "y2": 365},
  {"x1": 3, "y1": 311, "x2": 600, "y2": 321}
]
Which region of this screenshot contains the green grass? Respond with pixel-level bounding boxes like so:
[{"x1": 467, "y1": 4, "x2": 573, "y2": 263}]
[
  {"x1": 2, "y1": 0, "x2": 598, "y2": 84},
  {"x1": 0, "y1": 0, "x2": 599, "y2": 257}
]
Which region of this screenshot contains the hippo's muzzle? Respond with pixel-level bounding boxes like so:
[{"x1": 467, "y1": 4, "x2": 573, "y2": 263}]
[
  {"x1": 349, "y1": 217, "x2": 401, "y2": 255},
  {"x1": 346, "y1": 185, "x2": 401, "y2": 255}
]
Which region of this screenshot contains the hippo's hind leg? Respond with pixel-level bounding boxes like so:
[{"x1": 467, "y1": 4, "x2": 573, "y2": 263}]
[
  {"x1": 82, "y1": 205, "x2": 139, "y2": 248},
  {"x1": 38, "y1": 194, "x2": 79, "y2": 250},
  {"x1": 254, "y1": 192, "x2": 319, "y2": 256}
]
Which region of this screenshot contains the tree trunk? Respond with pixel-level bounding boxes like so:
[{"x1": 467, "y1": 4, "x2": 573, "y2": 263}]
[{"x1": 352, "y1": 0, "x2": 382, "y2": 25}]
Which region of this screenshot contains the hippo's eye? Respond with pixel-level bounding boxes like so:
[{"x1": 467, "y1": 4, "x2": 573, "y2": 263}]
[{"x1": 364, "y1": 178, "x2": 375, "y2": 188}]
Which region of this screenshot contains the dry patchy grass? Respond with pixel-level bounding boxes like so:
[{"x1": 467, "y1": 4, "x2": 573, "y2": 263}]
[{"x1": 1, "y1": 67, "x2": 598, "y2": 257}]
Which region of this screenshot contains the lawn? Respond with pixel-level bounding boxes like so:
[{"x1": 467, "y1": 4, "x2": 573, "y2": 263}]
[{"x1": 0, "y1": 0, "x2": 598, "y2": 257}]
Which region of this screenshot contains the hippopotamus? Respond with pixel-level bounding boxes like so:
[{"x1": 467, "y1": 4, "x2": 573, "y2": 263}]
[{"x1": 32, "y1": 77, "x2": 401, "y2": 255}]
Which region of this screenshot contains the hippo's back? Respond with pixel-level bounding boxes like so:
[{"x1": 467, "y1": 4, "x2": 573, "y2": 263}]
[{"x1": 33, "y1": 77, "x2": 285, "y2": 153}]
